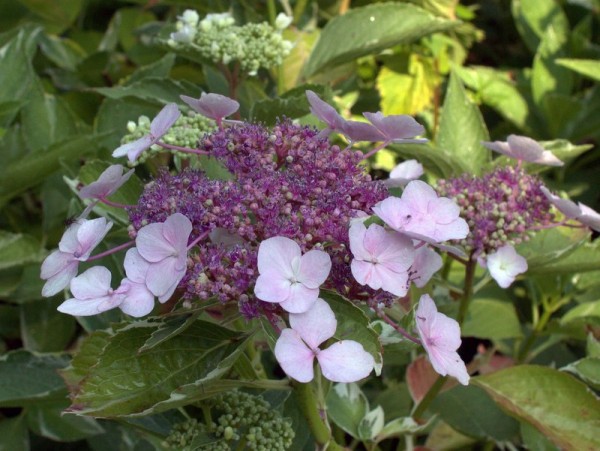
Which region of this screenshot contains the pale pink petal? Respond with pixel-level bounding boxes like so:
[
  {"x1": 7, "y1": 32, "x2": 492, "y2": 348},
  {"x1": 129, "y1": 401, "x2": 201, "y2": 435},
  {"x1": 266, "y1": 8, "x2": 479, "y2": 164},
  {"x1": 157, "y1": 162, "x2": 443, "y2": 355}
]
[
  {"x1": 429, "y1": 314, "x2": 462, "y2": 351},
  {"x1": 112, "y1": 135, "x2": 154, "y2": 162},
  {"x1": 279, "y1": 283, "x2": 319, "y2": 313},
  {"x1": 377, "y1": 265, "x2": 410, "y2": 297},
  {"x1": 123, "y1": 248, "x2": 149, "y2": 283},
  {"x1": 180, "y1": 93, "x2": 239, "y2": 122},
  {"x1": 136, "y1": 223, "x2": 174, "y2": 262},
  {"x1": 577, "y1": 203, "x2": 600, "y2": 232},
  {"x1": 540, "y1": 186, "x2": 581, "y2": 218},
  {"x1": 145, "y1": 258, "x2": 185, "y2": 300},
  {"x1": 410, "y1": 247, "x2": 442, "y2": 288},
  {"x1": 317, "y1": 341, "x2": 375, "y2": 382},
  {"x1": 486, "y1": 245, "x2": 527, "y2": 288},
  {"x1": 402, "y1": 180, "x2": 437, "y2": 208},
  {"x1": 254, "y1": 271, "x2": 291, "y2": 303},
  {"x1": 297, "y1": 249, "x2": 331, "y2": 289},
  {"x1": 415, "y1": 294, "x2": 437, "y2": 339},
  {"x1": 341, "y1": 120, "x2": 384, "y2": 142},
  {"x1": 289, "y1": 298, "x2": 337, "y2": 349},
  {"x1": 426, "y1": 346, "x2": 470, "y2": 385},
  {"x1": 70, "y1": 266, "x2": 112, "y2": 300},
  {"x1": 256, "y1": 236, "x2": 300, "y2": 278},
  {"x1": 150, "y1": 103, "x2": 181, "y2": 137},
  {"x1": 57, "y1": 295, "x2": 121, "y2": 316},
  {"x1": 75, "y1": 218, "x2": 113, "y2": 260},
  {"x1": 372, "y1": 197, "x2": 407, "y2": 231},
  {"x1": 385, "y1": 160, "x2": 424, "y2": 187},
  {"x1": 41, "y1": 261, "x2": 78, "y2": 297},
  {"x1": 118, "y1": 279, "x2": 155, "y2": 317},
  {"x1": 364, "y1": 225, "x2": 414, "y2": 272},
  {"x1": 58, "y1": 223, "x2": 81, "y2": 254},
  {"x1": 274, "y1": 329, "x2": 315, "y2": 383},
  {"x1": 483, "y1": 135, "x2": 563, "y2": 167},
  {"x1": 363, "y1": 112, "x2": 426, "y2": 143},
  {"x1": 306, "y1": 90, "x2": 345, "y2": 131},
  {"x1": 78, "y1": 165, "x2": 134, "y2": 199},
  {"x1": 348, "y1": 222, "x2": 370, "y2": 260},
  {"x1": 40, "y1": 250, "x2": 73, "y2": 279},
  {"x1": 351, "y1": 260, "x2": 378, "y2": 288},
  {"x1": 162, "y1": 213, "x2": 192, "y2": 250}
]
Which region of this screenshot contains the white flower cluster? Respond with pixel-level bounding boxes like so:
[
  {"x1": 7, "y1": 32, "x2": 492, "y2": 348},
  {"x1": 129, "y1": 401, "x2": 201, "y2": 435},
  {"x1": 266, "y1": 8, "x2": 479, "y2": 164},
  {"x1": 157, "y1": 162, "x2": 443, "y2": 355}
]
[
  {"x1": 167, "y1": 10, "x2": 293, "y2": 76},
  {"x1": 121, "y1": 111, "x2": 216, "y2": 165}
]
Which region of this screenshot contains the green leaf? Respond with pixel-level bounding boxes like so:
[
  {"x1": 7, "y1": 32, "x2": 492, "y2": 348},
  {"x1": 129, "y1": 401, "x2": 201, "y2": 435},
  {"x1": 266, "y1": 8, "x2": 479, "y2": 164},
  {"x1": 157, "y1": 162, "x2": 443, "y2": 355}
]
[
  {"x1": 26, "y1": 399, "x2": 104, "y2": 442},
  {"x1": 462, "y1": 298, "x2": 522, "y2": 339},
  {"x1": 520, "y1": 421, "x2": 560, "y2": 451},
  {"x1": 358, "y1": 405, "x2": 385, "y2": 441},
  {"x1": 376, "y1": 416, "x2": 431, "y2": 442},
  {"x1": 321, "y1": 290, "x2": 383, "y2": 374},
  {"x1": 60, "y1": 330, "x2": 112, "y2": 390},
  {"x1": 303, "y1": 2, "x2": 459, "y2": 77},
  {"x1": 431, "y1": 384, "x2": 520, "y2": 441},
  {"x1": 280, "y1": 28, "x2": 320, "y2": 92},
  {"x1": 68, "y1": 320, "x2": 251, "y2": 417},
  {"x1": 389, "y1": 142, "x2": 467, "y2": 179},
  {"x1": 0, "y1": 231, "x2": 45, "y2": 270},
  {"x1": 38, "y1": 33, "x2": 86, "y2": 71},
  {"x1": 0, "y1": 134, "x2": 101, "y2": 206},
  {"x1": 560, "y1": 301, "x2": 600, "y2": 326},
  {"x1": 0, "y1": 415, "x2": 29, "y2": 451},
  {"x1": 16, "y1": 0, "x2": 83, "y2": 34},
  {"x1": 473, "y1": 365, "x2": 600, "y2": 449},
  {"x1": 556, "y1": 58, "x2": 600, "y2": 82},
  {"x1": 511, "y1": 0, "x2": 570, "y2": 54},
  {"x1": 126, "y1": 53, "x2": 176, "y2": 85},
  {"x1": 138, "y1": 313, "x2": 201, "y2": 352},
  {"x1": 93, "y1": 78, "x2": 198, "y2": 105},
  {"x1": 533, "y1": 239, "x2": 600, "y2": 275},
  {"x1": 326, "y1": 383, "x2": 369, "y2": 439},
  {"x1": 562, "y1": 358, "x2": 600, "y2": 390},
  {"x1": 516, "y1": 226, "x2": 590, "y2": 272},
  {"x1": 249, "y1": 84, "x2": 329, "y2": 125},
  {"x1": 20, "y1": 299, "x2": 76, "y2": 352},
  {"x1": 0, "y1": 350, "x2": 68, "y2": 407},
  {"x1": 437, "y1": 71, "x2": 489, "y2": 175},
  {"x1": 540, "y1": 139, "x2": 592, "y2": 165}
]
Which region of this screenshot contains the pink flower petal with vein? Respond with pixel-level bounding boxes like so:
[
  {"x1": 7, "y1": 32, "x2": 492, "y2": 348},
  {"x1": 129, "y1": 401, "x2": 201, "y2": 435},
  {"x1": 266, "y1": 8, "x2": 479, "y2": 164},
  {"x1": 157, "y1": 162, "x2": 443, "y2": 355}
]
[
  {"x1": 317, "y1": 341, "x2": 375, "y2": 383},
  {"x1": 274, "y1": 329, "x2": 316, "y2": 383},
  {"x1": 180, "y1": 93, "x2": 239, "y2": 122},
  {"x1": 78, "y1": 165, "x2": 134, "y2": 200},
  {"x1": 289, "y1": 298, "x2": 336, "y2": 349}
]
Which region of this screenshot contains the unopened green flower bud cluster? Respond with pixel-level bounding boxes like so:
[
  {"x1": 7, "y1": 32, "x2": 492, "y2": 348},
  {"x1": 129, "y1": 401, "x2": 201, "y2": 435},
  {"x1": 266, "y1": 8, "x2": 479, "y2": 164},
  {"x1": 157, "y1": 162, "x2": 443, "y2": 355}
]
[
  {"x1": 120, "y1": 110, "x2": 216, "y2": 165},
  {"x1": 164, "y1": 390, "x2": 294, "y2": 450},
  {"x1": 167, "y1": 10, "x2": 293, "y2": 76}
]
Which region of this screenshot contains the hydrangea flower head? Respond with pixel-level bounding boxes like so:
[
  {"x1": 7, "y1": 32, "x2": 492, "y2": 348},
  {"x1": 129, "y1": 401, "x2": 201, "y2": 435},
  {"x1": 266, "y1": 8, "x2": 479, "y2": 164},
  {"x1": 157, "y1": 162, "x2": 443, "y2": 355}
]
[
  {"x1": 112, "y1": 103, "x2": 180, "y2": 162},
  {"x1": 415, "y1": 294, "x2": 469, "y2": 385},
  {"x1": 274, "y1": 298, "x2": 375, "y2": 382},
  {"x1": 180, "y1": 93, "x2": 239, "y2": 127},
  {"x1": 483, "y1": 244, "x2": 528, "y2": 288},
  {"x1": 437, "y1": 166, "x2": 554, "y2": 255},
  {"x1": 385, "y1": 159, "x2": 424, "y2": 188},
  {"x1": 40, "y1": 218, "x2": 113, "y2": 297},
  {"x1": 78, "y1": 165, "x2": 134, "y2": 200},
  {"x1": 373, "y1": 180, "x2": 469, "y2": 243},
  {"x1": 482, "y1": 134, "x2": 563, "y2": 166},
  {"x1": 254, "y1": 236, "x2": 331, "y2": 313},
  {"x1": 349, "y1": 222, "x2": 415, "y2": 296},
  {"x1": 135, "y1": 212, "x2": 192, "y2": 302},
  {"x1": 363, "y1": 112, "x2": 426, "y2": 144}
]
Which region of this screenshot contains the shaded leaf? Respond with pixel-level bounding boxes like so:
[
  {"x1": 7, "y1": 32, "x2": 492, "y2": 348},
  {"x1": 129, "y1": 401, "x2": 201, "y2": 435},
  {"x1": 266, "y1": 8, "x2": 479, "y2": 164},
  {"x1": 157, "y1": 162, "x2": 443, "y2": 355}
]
[
  {"x1": 358, "y1": 405, "x2": 385, "y2": 441},
  {"x1": 562, "y1": 358, "x2": 600, "y2": 390},
  {"x1": 0, "y1": 231, "x2": 45, "y2": 271},
  {"x1": 511, "y1": 0, "x2": 570, "y2": 54},
  {"x1": 16, "y1": 0, "x2": 83, "y2": 34},
  {"x1": 389, "y1": 142, "x2": 467, "y2": 179},
  {"x1": 0, "y1": 415, "x2": 29, "y2": 451},
  {"x1": 462, "y1": 298, "x2": 522, "y2": 340},
  {"x1": 326, "y1": 383, "x2": 369, "y2": 439},
  {"x1": 20, "y1": 298, "x2": 76, "y2": 352},
  {"x1": 556, "y1": 58, "x2": 600, "y2": 82},
  {"x1": 473, "y1": 365, "x2": 600, "y2": 449},
  {"x1": 92, "y1": 78, "x2": 198, "y2": 105}
]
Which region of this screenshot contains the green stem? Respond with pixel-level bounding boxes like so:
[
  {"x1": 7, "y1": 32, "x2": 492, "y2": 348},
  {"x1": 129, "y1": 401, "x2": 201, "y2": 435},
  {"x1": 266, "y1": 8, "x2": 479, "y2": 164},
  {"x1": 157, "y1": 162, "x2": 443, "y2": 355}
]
[
  {"x1": 411, "y1": 376, "x2": 447, "y2": 420},
  {"x1": 292, "y1": 381, "x2": 343, "y2": 450},
  {"x1": 517, "y1": 297, "x2": 568, "y2": 362},
  {"x1": 292, "y1": 0, "x2": 309, "y2": 24},
  {"x1": 266, "y1": 0, "x2": 276, "y2": 24},
  {"x1": 457, "y1": 256, "x2": 476, "y2": 325}
]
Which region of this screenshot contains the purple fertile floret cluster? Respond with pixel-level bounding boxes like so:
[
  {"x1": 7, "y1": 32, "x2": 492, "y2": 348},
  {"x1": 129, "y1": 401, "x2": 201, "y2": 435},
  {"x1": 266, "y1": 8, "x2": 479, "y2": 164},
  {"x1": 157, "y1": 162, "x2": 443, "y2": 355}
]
[
  {"x1": 436, "y1": 165, "x2": 555, "y2": 255},
  {"x1": 128, "y1": 120, "x2": 390, "y2": 316}
]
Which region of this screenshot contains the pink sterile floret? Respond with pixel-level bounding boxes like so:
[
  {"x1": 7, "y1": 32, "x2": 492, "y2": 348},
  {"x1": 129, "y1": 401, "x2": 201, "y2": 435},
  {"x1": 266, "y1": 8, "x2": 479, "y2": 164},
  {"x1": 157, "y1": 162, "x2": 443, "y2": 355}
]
[
  {"x1": 373, "y1": 180, "x2": 469, "y2": 243},
  {"x1": 349, "y1": 222, "x2": 415, "y2": 297},
  {"x1": 40, "y1": 218, "x2": 113, "y2": 297},
  {"x1": 112, "y1": 103, "x2": 181, "y2": 162},
  {"x1": 415, "y1": 294, "x2": 469, "y2": 385},
  {"x1": 482, "y1": 134, "x2": 563, "y2": 167},
  {"x1": 485, "y1": 244, "x2": 528, "y2": 289},
  {"x1": 78, "y1": 165, "x2": 134, "y2": 200},
  {"x1": 135, "y1": 212, "x2": 192, "y2": 302},
  {"x1": 385, "y1": 159, "x2": 424, "y2": 188},
  {"x1": 254, "y1": 236, "x2": 331, "y2": 313},
  {"x1": 409, "y1": 246, "x2": 443, "y2": 288},
  {"x1": 274, "y1": 298, "x2": 375, "y2": 383},
  {"x1": 180, "y1": 92, "x2": 239, "y2": 126},
  {"x1": 541, "y1": 186, "x2": 600, "y2": 232},
  {"x1": 363, "y1": 111, "x2": 426, "y2": 144}
]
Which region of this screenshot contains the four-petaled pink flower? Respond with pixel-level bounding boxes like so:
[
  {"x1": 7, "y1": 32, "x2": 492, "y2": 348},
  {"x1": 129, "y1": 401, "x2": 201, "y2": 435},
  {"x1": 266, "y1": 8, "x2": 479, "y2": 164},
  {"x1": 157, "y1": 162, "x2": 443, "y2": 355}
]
[
  {"x1": 385, "y1": 159, "x2": 424, "y2": 188},
  {"x1": 541, "y1": 186, "x2": 600, "y2": 232},
  {"x1": 40, "y1": 218, "x2": 113, "y2": 297},
  {"x1": 135, "y1": 212, "x2": 192, "y2": 302},
  {"x1": 254, "y1": 236, "x2": 331, "y2": 313},
  {"x1": 373, "y1": 180, "x2": 469, "y2": 243},
  {"x1": 415, "y1": 294, "x2": 469, "y2": 385},
  {"x1": 112, "y1": 103, "x2": 181, "y2": 162},
  {"x1": 363, "y1": 112, "x2": 426, "y2": 144},
  {"x1": 274, "y1": 298, "x2": 375, "y2": 383},
  {"x1": 349, "y1": 222, "x2": 415, "y2": 297},
  {"x1": 482, "y1": 135, "x2": 563, "y2": 166},
  {"x1": 78, "y1": 165, "x2": 134, "y2": 200},
  {"x1": 180, "y1": 93, "x2": 239, "y2": 127},
  {"x1": 484, "y1": 245, "x2": 527, "y2": 288}
]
